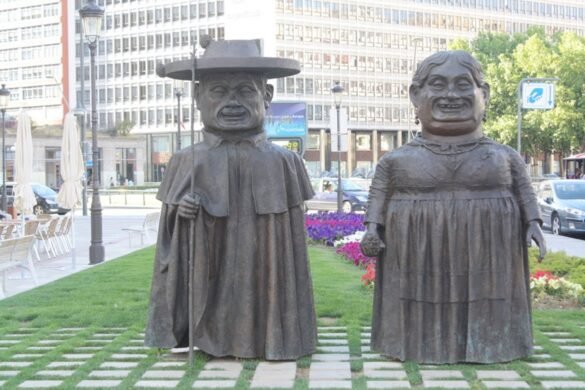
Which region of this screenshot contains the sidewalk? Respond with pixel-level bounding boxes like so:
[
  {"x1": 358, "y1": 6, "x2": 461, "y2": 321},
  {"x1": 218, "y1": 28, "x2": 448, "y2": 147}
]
[{"x1": 0, "y1": 208, "x2": 159, "y2": 300}]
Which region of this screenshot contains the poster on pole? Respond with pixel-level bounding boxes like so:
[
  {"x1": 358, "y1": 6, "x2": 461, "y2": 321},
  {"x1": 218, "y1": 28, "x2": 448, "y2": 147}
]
[
  {"x1": 522, "y1": 83, "x2": 555, "y2": 109},
  {"x1": 264, "y1": 101, "x2": 307, "y2": 155},
  {"x1": 330, "y1": 107, "x2": 348, "y2": 152}
]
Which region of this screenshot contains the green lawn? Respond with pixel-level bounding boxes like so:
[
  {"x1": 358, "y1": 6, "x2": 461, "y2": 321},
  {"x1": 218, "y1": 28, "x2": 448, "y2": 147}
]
[{"x1": 0, "y1": 244, "x2": 584, "y2": 389}]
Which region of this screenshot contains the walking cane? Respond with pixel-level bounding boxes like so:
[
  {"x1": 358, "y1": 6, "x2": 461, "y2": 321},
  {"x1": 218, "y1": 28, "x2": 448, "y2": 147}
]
[{"x1": 188, "y1": 43, "x2": 198, "y2": 368}]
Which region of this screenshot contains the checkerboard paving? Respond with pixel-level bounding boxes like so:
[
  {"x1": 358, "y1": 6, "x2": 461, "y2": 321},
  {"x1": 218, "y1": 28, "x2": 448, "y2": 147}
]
[{"x1": 0, "y1": 325, "x2": 584, "y2": 388}]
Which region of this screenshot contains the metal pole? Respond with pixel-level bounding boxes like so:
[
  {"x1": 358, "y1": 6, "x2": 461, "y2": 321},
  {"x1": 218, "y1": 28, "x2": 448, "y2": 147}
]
[
  {"x1": 336, "y1": 105, "x2": 342, "y2": 213},
  {"x1": 176, "y1": 92, "x2": 182, "y2": 151},
  {"x1": 517, "y1": 79, "x2": 523, "y2": 154},
  {"x1": 1, "y1": 110, "x2": 5, "y2": 212},
  {"x1": 88, "y1": 42, "x2": 104, "y2": 264},
  {"x1": 80, "y1": 29, "x2": 88, "y2": 216}
]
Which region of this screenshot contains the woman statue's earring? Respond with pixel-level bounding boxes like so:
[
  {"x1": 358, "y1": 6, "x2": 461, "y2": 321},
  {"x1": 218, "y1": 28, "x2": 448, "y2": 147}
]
[{"x1": 414, "y1": 116, "x2": 420, "y2": 125}]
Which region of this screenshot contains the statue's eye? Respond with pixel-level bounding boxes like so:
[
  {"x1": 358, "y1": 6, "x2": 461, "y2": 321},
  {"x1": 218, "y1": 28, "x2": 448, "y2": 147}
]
[
  {"x1": 457, "y1": 80, "x2": 473, "y2": 89},
  {"x1": 210, "y1": 86, "x2": 227, "y2": 95},
  {"x1": 428, "y1": 79, "x2": 445, "y2": 89},
  {"x1": 239, "y1": 86, "x2": 256, "y2": 95}
]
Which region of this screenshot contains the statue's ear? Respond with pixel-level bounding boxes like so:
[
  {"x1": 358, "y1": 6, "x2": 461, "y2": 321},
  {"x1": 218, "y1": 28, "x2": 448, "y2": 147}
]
[
  {"x1": 481, "y1": 82, "x2": 491, "y2": 107},
  {"x1": 264, "y1": 83, "x2": 274, "y2": 109},
  {"x1": 409, "y1": 84, "x2": 420, "y2": 109}
]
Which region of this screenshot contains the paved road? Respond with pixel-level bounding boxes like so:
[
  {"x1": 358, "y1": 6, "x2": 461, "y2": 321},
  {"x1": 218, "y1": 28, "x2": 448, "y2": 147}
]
[{"x1": 542, "y1": 229, "x2": 585, "y2": 258}]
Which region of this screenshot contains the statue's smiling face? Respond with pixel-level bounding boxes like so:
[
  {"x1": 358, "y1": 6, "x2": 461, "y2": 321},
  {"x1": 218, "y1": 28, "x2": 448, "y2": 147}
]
[
  {"x1": 414, "y1": 58, "x2": 488, "y2": 137},
  {"x1": 196, "y1": 72, "x2": 271, "y2": 133}
]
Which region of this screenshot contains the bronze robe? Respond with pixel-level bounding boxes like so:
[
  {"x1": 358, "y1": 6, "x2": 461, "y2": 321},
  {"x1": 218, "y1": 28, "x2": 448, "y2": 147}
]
[
  {"x1": 145, "y1": 131, "x2": 317, "y2": 360},
  {"x1": 366, "y1": 136, "x2": 542, "y2": 364}
]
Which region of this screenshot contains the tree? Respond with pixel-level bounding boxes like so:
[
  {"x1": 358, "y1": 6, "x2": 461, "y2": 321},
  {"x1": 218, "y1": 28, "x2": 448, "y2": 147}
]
[
  {"x1": 450, "y1": 31, "x2": 585, "y2": 170},
  {"x1": 107, "y1": 120, "x2": 135, "y2": 136}
]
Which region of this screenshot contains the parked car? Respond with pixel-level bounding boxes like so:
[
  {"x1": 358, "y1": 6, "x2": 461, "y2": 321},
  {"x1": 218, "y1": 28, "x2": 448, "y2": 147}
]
[
  {"x1": 0, "y1": 182, "x2": 69, "y2": 216},
  {"x1": 305, "y1": 178, "x2": 369, "y2": 213},
  {"x1": 537, "y1": 179, "x2": 585, "y2": 235}
]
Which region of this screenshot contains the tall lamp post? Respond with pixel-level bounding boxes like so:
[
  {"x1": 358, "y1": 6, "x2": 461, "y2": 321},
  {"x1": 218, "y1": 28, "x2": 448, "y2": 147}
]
[
  {"x1": 80, "y1": 0, "x2": 105, "y2": 265},
  {"x1": 0, "y1": 84, "x2": 10, "y2": 212},
  {"x1": 331, "y1": 81, "x2": 344, "y2": 213},
  {"x1": 174, "y1": 81, "x2": 183, "y2": 151}
]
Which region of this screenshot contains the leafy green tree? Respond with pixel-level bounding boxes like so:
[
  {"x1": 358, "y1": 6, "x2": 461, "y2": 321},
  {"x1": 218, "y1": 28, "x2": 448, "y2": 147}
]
[{"x1": 450, "y1": 30, "x2": 585, "y2": 172}]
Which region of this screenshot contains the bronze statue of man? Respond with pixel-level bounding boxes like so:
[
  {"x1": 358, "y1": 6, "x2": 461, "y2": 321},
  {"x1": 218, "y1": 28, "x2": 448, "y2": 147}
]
[
  {"x1": 361, "y1": 50, "x2": 546, "y2": 364},
  {"x1": 145, "y1": 38, "x2": 317, "y2": 360}
]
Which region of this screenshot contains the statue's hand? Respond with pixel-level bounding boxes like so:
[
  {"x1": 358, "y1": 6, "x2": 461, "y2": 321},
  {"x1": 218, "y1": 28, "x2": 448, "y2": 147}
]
[
  {"x1": 360, "y1": 224, "x2": 385, "y2": 257},
  {"x1": 526, "y1": 220, "x2": 546, "y2": 262},
  {"x1": 178, "y1": 193, "x2": 201, "y2": 220}
]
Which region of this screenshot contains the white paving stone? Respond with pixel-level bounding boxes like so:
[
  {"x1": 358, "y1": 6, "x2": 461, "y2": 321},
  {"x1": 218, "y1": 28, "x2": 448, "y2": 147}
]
[
  {"x1": 0, "y1": 340, "x2": 20, "y2": 344},
  {"x1": 311, "y1": 362, "x2": 351, "y2": 370},
  {"x1": 0, "y1": 362, "x2": 33, "y2": 368},
  {"x1": 89, "y1": 370, "x2": 131, "y2": 378},
  {"x1": 85, "y1": 339, "x2": 111, "y2": 344},
  {"x1": 318, "y1": 346, "x2": 350, "y2": 353},
  {"x1": 482, "y1": 381, "x2": 530, "y2": 388},
  {"x1": 35, "y1": 370, "x2": 75, "y2": 377},
  {"x1": 362, "y1": 353, "x2": 383, "y2": 359},
  {"x1": 13, "y1": 354, "x2": 43, "y2": 359},
  {"x1": 533, "y1": 354, "x2": 552, "y2": 359},
  {"x1": 309, "y1": 380, "x2": 352, "y2": 389},
  {"x1": 77, "y1": 380, "x2": 121, "y2": 388},
  {"x1": 367, "y1": 381, "x2": 411, "y2": 389},
  {"x1": 543, "y1": 332, "x2": 571, "y2": 336},
  {"x1": 192, "y1": 380, "x2": 237, "y2": 388},
  {"x1": 47, "y1": 361, "x2": 84, "y2": 368},
  {"x1": 541, "y1": 381, "x2": 585, "y2": 389},
  {"x1": 199, "y1": 370, "x2": 240, "y2": 379},
  {"x1": 527, "y1": 362, "x2": 565, "y2": 369},
  {"x1": 129, "y1": 339, "x2": 145, "y2": 344},
  {"x1": 251, "y1": 379, "x2": 294, "y2": 388},
  {"x1": 4, "y1": 334, "x2": 26, "y2": 338},
  {"x1": 420, "y1": 370, "x2": 464, "y2": 380},
  {"x1": 27, "y1": 347, "x2": 52, "y2": 351},
  {"x1": 318, "y1": 339, "x2": 348, "y2": 345},
  {"x1": 364, "y1": 370, "x2": 407, "y2": 379},
  {"x1": 37, "y1": 340, "x2": 61, "y2": 345},
  {"x1": 92, "y1": 333, "x2": 120, "y2": 337},
  {"x1": 62, "y1": 354, "x2": 93, "y2": 359},
  {"x1": 310, "y1": 371, "x2": 351, "y2": 380},
  {"x1": 476, "y1": 371, "x2": 521, "y2": 380},
  {"x1": 362, "y1": 345, "x2": 372, "y2": 352},
  {"x1": 143, "y1": 370, "x2": 185, "y2": 379},
  {"x1": 136, "y1": 380, "x2": 181, "y2": 388},
  {"x1": 549, "y1": 339, "x2": 581, "y2": 343},
  {"x1": 121, "y1": 346, "x2": 149, "y2": 351},
  {"x1": 0, "y1": 381, "x2": 4, "y2": 387},
  {"x1": 203, "y1": 361, "x2": 242, "y2": 371},
  {"x1": 110, "y1": 353, "x2": 147, "y2": 359},
  {"x1": 319, "y1": 333, "x2": 347, "y2": 337},
  {"x1": 152, "y1": 362, "x2": 185, "y2": 368},
  {"x1": 100, "y1": 362, "x2": 139, "y2": 369},
  {"x1": 19, "y1": 380, "x2": 63, "y2": 388},
  {"x1": 578, "y1": 362, "x2": 585, "y2": 369},
  {"x1": 531, "y1": 370, "x2": 577, "y2": 378},
  {"x1": 560, "y1": 346, "x2": 585, "y2": 351},
  {"x1": 535, "y1": 346, "x2": 544, "y2": 351},
  {"x1": 0, "y1": 371, "x2": 19, "y2": 377},
  {"x1": 318, "y1": 327, "x2": 347, "y2": 331},
  {"x1": 75, "y1": 347, "x2": 101, "y2": 351},
  {"x1": 364, "y1": 362, "x2": 403, "y2": 369},
  {"x1": 569, "y1": 354, "x2": 585, "y2": 360},
  {"x1": 423, "y1": 380, "x2": 469, "y2": 388},
  {"x1": 56, "y1": 328, "x2": 85, "y2": 332},
  {"x1": 312, "y1": 353, "x2": 351, "y2": 361}
]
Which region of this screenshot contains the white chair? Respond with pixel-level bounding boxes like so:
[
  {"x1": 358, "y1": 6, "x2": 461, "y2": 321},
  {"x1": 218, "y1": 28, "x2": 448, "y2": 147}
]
[{"x1": 0, "y1": 235, "x2": 38, "y2": 298}]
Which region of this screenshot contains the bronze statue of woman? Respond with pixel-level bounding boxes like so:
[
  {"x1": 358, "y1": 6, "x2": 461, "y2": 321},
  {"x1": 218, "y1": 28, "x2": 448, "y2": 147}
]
[{"x1": 361, "y1": 50, "x2": 546, "y2": 364}]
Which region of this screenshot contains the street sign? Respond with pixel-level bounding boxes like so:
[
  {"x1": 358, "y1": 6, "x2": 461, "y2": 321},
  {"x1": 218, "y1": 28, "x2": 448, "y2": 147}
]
[{"x1": 522, "y1": 82, "x2": 555, "y2": 109}]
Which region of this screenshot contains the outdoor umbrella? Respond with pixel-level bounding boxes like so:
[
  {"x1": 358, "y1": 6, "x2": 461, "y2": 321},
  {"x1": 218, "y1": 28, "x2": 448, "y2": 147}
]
[
  {"x1": 14, "y1": 110, "x2": 36, "y2": 216},
  {"x1": 56, "y1": 112, "x2": 84, "y2": 210},
  {"x1": 57, "y1": 112, "x2": 84, "y2": 268}
]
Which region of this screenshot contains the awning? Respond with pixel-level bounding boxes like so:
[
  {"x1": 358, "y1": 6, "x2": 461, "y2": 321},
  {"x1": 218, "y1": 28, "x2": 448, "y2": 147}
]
[{"x1": 563, "y1": 153, "x2": 585, "y2": 161}]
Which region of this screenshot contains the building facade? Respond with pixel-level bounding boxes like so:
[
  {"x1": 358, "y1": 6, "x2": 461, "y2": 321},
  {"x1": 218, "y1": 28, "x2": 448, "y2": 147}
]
[{"x1": 3, "y1": 0, "x2": 584, "y2": 183}]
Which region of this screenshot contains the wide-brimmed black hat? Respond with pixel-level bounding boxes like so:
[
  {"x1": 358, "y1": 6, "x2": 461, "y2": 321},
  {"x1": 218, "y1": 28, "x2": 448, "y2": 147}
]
[{"x1": 157, "y1": 37, "x2": 300, "y2": 81}]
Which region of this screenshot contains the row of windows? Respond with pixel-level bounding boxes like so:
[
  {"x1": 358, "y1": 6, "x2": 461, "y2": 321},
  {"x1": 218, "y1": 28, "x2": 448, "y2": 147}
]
[
  {"x1": 306, "y1": 131, "x2": 398, "y2": 152},
  {"x1": 277, "y1": 0, "x2": 585, "y2": 22},
  {"x1": 276, "y1": 19, "x2": 578, "y2": 47},
  {"x1": 0, "y1": 24, "x2": 61, "y2": 43},
  {"x1": 278, "y1": 49, "x2": 425, "y2": 74},
  {"x1": 275, "y1": 77, "x2": 410, "y2": 99},
  {"x1": 0, "y1": 65, "x2": 60, "y2": 82},
  {"x1": 0, "y1": 45, "x2": 60, "y2": 63},
  {"x1": 305, "y1": 104, "x2": 412, "y2": 123},
  {"x1": 2, "y1": 3, "x2": 59, "y2": 23},
  {"x1": 77, "y1": 27, "x2": 224, "y2": 58},
  {"x1": 7, "y1": 85, "x2": 62, "y2": 101},
  {"x1": 95, "y1": 107, "x2": 199, "y2": 130},
  {"x1": 99, "y1": 1, "x2": 225, "y2": 30}
]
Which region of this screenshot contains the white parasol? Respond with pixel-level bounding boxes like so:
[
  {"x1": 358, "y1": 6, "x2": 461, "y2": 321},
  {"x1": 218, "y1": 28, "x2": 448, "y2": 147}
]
[
  {"x1": 57, "y1": 112, "x2": 84, "y2": 209},
  {"x1": 14, "y1": 111, "x2": 36, "y2": 215}
]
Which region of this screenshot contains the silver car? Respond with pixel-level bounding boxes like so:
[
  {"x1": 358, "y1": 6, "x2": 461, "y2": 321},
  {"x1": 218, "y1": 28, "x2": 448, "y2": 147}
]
[{"x1": 537, "y1": 179, "x2": 585, "y2": 235}]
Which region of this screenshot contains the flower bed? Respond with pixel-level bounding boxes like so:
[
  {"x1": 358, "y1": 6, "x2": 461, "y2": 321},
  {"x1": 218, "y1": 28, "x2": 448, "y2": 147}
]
[
  {"x1": 305, "y1": 212, "x2": 366, "y2": 246},
  {"x1": 531, "y1": 270, "x2": 584, "y2": 306}
]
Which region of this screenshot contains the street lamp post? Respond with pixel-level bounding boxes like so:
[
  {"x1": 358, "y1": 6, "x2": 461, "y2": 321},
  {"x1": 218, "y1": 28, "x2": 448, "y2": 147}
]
[
  {"x1": 0, "y1": 84, "x2": 10, "y2": 213},
  {"x1": 80, "y1": 0, "x2": 105, "y2": 265},
  {"x1": 331, "y1": 81, "x2": 344, "y2": 213},
  {"x1": 174, "y1": 81, "x2": 183, "y2": 151}
]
